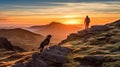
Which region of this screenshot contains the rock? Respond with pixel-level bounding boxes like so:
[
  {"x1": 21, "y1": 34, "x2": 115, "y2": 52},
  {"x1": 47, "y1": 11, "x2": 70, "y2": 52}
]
[
  {"x1": 67, "y1": 33, "x2": 79, "y2": 41},
  {"x1": 60, "y1": 25, "x2": 109, "y2": 45},
  {"x1": 12, "y1": 63, "x2": 26, "y2": 67},
  {"x1": 26, "y1": 59, "x2": 47, "y2": 67},
  {"x1": 102, "y1": 61, "x2": 120, "y2": 67},
  {"x1": 77, "y1": 30, "x2": 88, "y2": 37},
  {"x1": 74, "y1": 57, "x2": 82, "y2": 62},
  {"x1": 13, "y1": 46, "x2": 26, "y2": 52},
  {"x1": 26, "y1": 45, "x2": 71, "y2": 67},
  {"x1": 110, "y1": 46, "x2": 120, "y2": 52},
  {"x1": 1, "y1": 51, "x2": 16, "y2": 55},
  {"x1": 79, "y1": 65, "x2": 93, "y2": 67},
  {"x1": 96, "y1": 37, "x2": 106, "y2": 41},
  {"x1": 11, "y1": 45, "x2": 70, "y2": 67},
  {"x1": 22, "y1": 52, "x2": 48, "y2": 67},
  {"x1": 78, "y1": 55, "x2": 104, "y2": 67},
  {"x1": 89, "y1": 25, "x2": 109, "y2": 32},
  {"x1": 32, "y1": 52, "x2": 41, "y2": 60},
  {"x1": 59, "y1": 33, "x2": 79, "y2": 44},
  {"x1": 104, "y1": 56, "x2": 118, "y2": 62},
  {"x1": 0, "y1": 37, "x2": 14, "y2": 51},
  {"x1": 0, "y1": 37, "x2": 25, "y2": 52},
  {"x1": 107, "y1": 20, "x2": 120, "y2": 27},
  {"x1": 104, "y1": 33, "x2": 113, "y2": 37},
  {"x1": 48, "y1": 45, "x2": 72, "y2": 56},
  {"x1": 40, "y1": 51, "x2": 67, "y2": 63},
  {"x1": 89, "y1": 39, "x2": 103, "y2": 45},
  {"x1": 89, "y1": 50, "x2": 109, "y2": 55}
]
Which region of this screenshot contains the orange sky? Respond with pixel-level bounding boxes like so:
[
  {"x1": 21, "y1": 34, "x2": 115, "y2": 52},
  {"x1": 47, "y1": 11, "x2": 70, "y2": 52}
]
[
  {"x1": 1, "y1": 15, "x2": 119, "y2": 26},
  {"x1": 0, "y1": 1, "x2": 120, "y2": 26}
]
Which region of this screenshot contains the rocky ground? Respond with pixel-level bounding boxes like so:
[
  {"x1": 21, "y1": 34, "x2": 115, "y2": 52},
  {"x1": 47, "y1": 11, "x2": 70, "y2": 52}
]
[
  {"x1": 0, "y1": 39, "x2": 71, "y2": 67},
  {"x1": 0, "y1": 46, "x2": 71, "y2": 67},
  {"x1": 60, "y1": 20, "x2": 120, "y2": 67},
  {"x1": 0, "y1": 19, "x2": 120, "y2": 67}
]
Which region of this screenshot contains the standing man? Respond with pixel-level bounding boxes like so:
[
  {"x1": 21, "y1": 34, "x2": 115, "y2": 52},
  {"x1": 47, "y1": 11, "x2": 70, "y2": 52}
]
[
  {"x1": 84, "y1": 16, "x2": 90, "y2": 30},
  {"x1": 38, "y1": 35, "x2": 52, "y2": 52}
]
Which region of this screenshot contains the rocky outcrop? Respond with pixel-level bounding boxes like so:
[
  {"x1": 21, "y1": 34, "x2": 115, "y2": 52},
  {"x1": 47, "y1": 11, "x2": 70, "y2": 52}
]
[
  {"x1": 107, "y1": 20, "x2": 120, "y2": 27},
  {"x1": 0, "y1": 37, "x2": 25, "y2": 52},
  {"x1": 13, "y1": 63, "x2": 26, "y2": 67},
  {"x1": 12, "y1": 45, "x2": 72, "y2": 67},
  {"x1": 0, "y1": 37, "x2": 14, "y2": 51},
  {"x1": 75, "y1": 55, "x2": 104, "y2": 67},
  {"x1": 88, "y1": 25, "x2": 109, "y2": 32},
  {"x1": 59, "y1": 25, "x2": 109, "y2": 45},
  {"x1": 13, "y1": 46, "x2": 26, "y2": 52},
  {"x1": 60, "y1": 20, "x2": 120, "y2": 45},
  {"x1": 59, "y1": 19, "x2": 120, "y2": 67},
  {"x1": 75, "y1": 55, "x2": 120, "y2": 67}
]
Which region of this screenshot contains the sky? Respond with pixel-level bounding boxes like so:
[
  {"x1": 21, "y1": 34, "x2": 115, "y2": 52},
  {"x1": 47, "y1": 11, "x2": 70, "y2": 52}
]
[{"x1": 0, "y1": 0, "x2": 120, "y2": 26}]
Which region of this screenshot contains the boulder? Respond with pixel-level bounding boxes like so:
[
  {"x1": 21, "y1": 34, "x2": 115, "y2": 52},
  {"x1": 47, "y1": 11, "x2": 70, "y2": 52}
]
[
  {"x1": 38, "y1": 45, "x2": 71, "y2": 64},
  {"x1": 12, "y1": 63, "x2": 26, "y2": 67},
  {"x1": 40, "y1": 51, "x2": 67, "y2": 63},
  {"x1": 13, "y1": 45, "x2": 71, "y2": 67},
  {"x1": 0, "y1": 37, "x2": 25, "y2": 52},
  {"x1": 110, "y1": 46, "x2": 120, "y2": 52},
  {"x1": 78, "y1": 55, "x2": 104, "y2": 67},
  {"x1": 96, "y1": 37, "x2": 106, "y2": 41},
  {"x1": 89, "y1": 25, "x2": 109, "y2": 32},
  {"x1": 79, "y1": 65, "x2": 93, "y2": 67},
  {"x1": 26, "y1": 59, "x2": 47, "y2": 67},
  {"x1": 27, "y1": 59, "x2": 47, "y2": 67},
  {"x1": 13, "y1": 46, "x2": 26, "y2": 52},
  {"x1": 0, "y1": 37, "x2": 14, "y2": 50},
  {"x1": 48, "y1": 45, "x2": 72, "y2": 56},
  {"x1": 77, "y1": 30, "x2": 88, "y2": 37},
  {"x1": 107, "y1": 20, "x2": 120, "y2": 27},
  {"x1": 67, "y1": 33, "x2": 79, "y2": 41},
  {"x1": 26, "y1": 45, "x2": 71, "y2": 67}
]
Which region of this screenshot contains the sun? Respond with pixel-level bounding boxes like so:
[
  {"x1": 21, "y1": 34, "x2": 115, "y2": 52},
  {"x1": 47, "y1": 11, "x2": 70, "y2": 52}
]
[
  {"x1": 62, "y1": 15, "x2": 83, "y2": 25},
  {"x1": 63, "y1": 15, "x2": 79, "y2": 18},
  {"x1": 63, "y1": 20, "x2": 82, "y2": 25}
]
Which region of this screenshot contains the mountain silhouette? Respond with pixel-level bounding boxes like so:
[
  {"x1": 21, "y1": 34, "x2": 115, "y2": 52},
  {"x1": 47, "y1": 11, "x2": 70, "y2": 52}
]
[{"x1": 29, "y1": 22, "x2": 83, "y2": 40}]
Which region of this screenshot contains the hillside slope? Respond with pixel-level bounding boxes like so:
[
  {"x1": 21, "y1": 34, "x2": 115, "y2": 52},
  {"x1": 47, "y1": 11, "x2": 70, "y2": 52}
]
[
  {"x1": 60, "y1": 20, "x2": 120, "y2": 67},
  {"x1": 0, "y1": 28, "x2": 44, "y2": 51}
]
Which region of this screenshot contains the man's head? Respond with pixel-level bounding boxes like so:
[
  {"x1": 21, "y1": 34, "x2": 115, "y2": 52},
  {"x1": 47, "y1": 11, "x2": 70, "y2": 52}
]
[
  {"x1": 87, "y1": 15, "x2": 88, "y2": 17},
  {"x1": 47, "y1": 35, "x2": 52, "y2": 38}
]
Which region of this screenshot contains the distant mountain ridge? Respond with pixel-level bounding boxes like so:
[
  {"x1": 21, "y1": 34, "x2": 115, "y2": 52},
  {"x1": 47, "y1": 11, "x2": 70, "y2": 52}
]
[{"x1": 28, "y1": 22, "x2": 83, "y2": 40}]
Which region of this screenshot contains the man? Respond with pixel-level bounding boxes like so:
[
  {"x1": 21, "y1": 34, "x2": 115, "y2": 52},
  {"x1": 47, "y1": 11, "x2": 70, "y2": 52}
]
[
  {"x1": 38, "y1": 35, "x2": 52, "y2": 52},
  {"x1": 84, "y1": 16, "x2": 90, "y2": 30}
]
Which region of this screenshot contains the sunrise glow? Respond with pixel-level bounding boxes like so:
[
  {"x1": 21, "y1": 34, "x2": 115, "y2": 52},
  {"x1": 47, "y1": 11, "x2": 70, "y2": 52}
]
[
  {"x1": 0, "y1": 0, "x2": 119, "y2": 26},
  {"x1": 63, "y1": 15, "x2": 79, "y2": 18},
  {"x1": 62, "y1": 19, "x2": 82, "y2": 25}
]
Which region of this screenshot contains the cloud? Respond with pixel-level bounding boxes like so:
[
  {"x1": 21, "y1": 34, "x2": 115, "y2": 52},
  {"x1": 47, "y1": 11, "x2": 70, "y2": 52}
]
[
  {"x1": 0, "y1": 1, "x2": 120, "y2": 18},
  {"x1": 0, "y1": 0, "x2": 120, "y2": 3}
]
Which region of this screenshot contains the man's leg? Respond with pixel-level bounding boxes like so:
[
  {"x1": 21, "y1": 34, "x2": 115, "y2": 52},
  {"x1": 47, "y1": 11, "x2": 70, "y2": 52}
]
[
  {"x1": 86, "y1": 23, "x2": 89, "y2": 30},
  {"x1": 85, "y1": 23, "x2": 87, "y2": 30}
]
